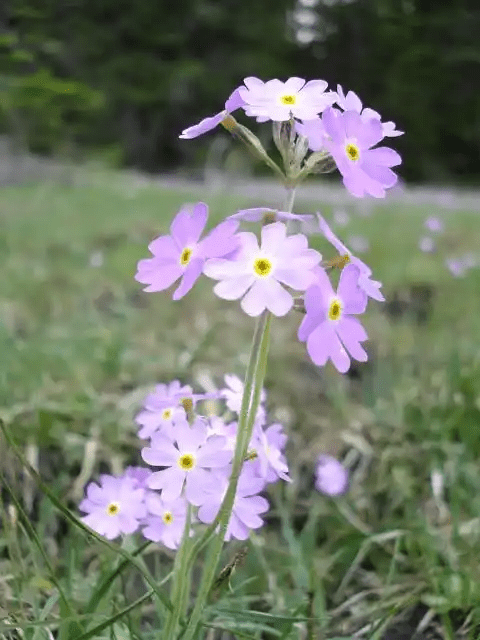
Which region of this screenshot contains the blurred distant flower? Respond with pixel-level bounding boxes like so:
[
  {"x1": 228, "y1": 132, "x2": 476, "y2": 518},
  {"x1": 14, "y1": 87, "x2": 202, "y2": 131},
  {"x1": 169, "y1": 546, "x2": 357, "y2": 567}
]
[
  {"x1": 124, "y1": 466, "x2": 152, "y2": 488},
  {"x1": 142, "y1": 493, "x2": 188, "y2": 549},
  {"x1": 79, "y1": 475, "x2": 147, "y2": 540},
  {"x1": 89, "y1": 250, "x2": 103, "y2": 267},
  {"x1": 239, "y1": 77, "x2": 336, "y2": 122},
  {"x1": 347, "y1": 234, "x2": 369, "y2": 254},
  {"x1": 315, "y1": 455, "x2": 349, "y2": 495},
  {"x1": 321, "y1": 108, "x2": 402, "y2": 198},
  {"x1": 333, "y1": 209, "x2": 350, "y2": 227},
  {"x1": 179, "y1": 87, "x2": 244, "y2": 139},
  {"x1": 419, "y1": 236, "x2": 436, "y2": 253},
  {"x1": 336, "y1": 85, "x2": 403, "y2": 137},
  {"x1": 204, "y1": 222, "x2": 321, "y2": 317},
  {"x1": 318, "y1": 214, "x2": 384, "y2": 301},
  {"x1": 298, "y1": 264, "x2": 368, "y2": 373},
  {"x1": 445, "y1": 257, "x2": 468, "y2": 277},
  {"x1": 424, "y1": 216, "x2": 444, "y2": 233},
  {"x1": 135, "y1": 202, "x2": 239, "y2": 299}
]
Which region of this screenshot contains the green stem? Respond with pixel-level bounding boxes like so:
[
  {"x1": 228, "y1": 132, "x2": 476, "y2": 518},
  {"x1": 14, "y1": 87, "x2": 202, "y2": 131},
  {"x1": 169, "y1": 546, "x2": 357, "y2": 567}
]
[{"x1": 180, "y1": 312, "x2": 272, "y2": 640}]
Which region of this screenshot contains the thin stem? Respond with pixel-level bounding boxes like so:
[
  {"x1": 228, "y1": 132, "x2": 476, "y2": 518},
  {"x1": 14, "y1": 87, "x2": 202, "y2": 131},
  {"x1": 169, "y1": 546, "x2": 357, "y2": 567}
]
[{"x1": 181, "y1": 313, "x2": 272, "y2": 640}]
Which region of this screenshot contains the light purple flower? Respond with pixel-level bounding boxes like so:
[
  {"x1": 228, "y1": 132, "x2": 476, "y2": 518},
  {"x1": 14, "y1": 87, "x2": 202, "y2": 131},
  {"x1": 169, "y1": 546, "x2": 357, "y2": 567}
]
[
  {"x1": 424, "y1": 216, "x2": 444, "y2": 233},
  {"x1": 204, "y1": 222, "x2": 321, "y2": 317},
  {"x1": 135, "y1": 202, "x2": 239, "y2": 300},
  {"x1": 142, "y1": 493, "x2": 188, "y2": 549},
  {"x1": 296, "y1": 117, "x2": 327, "y2": 152},
  {"x1": 419, "y1": 236, "x2": 436, "y2": 253},
  {"x1": 79, "y1": 475, "x2": 147, "y2": 540},
  {"x1": 206, "y1": 416, "x2": 239, "y2": 451},
  {"x1": 318, "y1": 214, "x2": 384, "y2": 301},
  {"x1": 123, "y1": 466, "x2": 153, "y2": 489},
  {"x1": 239, "y1": 76, "x2": 336, "y2": 122},
  {"x1": 135, "y1": 380, "x2": 196, "y2": 440},
  {"x1": 315, "y1": 455, "x2": 349, "y2": 495},
  {"x1": 228, "y1": 207, "x2": 315, "y2": 233},
  {"x1": 298, "y1": 264, "x2": 368, "y2": 373},
  {"x1": 336, "y1": 85, "x2": 403, "y2": 137},
  {"x1": 179, "y1": 87, "x2": 244, "y2": 139},
  {"x1": 321, "y1": 107, "x2": 402, "y2": 198},
  {"x1": 196, "y1": 468, "x2": 269, "y2": 541},
  {"x1": 220, "y1": 373, "x2": 266, "y2": 422},
  {"x1": 142, "y1": 419, "x2": 232, "y2": 505},
  {"x1": 247, "y1": 423, "x2": 290, "y2": 483}
]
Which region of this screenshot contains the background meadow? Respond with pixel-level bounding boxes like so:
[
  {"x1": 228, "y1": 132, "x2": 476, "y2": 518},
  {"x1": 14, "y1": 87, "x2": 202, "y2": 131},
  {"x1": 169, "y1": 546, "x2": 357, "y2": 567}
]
[
  {"x1": 2, "y1": 171, "x2": 480, "y2": 639},
  {"x1": 2, "y1": 0, "x2": 480, "y2": 637}
]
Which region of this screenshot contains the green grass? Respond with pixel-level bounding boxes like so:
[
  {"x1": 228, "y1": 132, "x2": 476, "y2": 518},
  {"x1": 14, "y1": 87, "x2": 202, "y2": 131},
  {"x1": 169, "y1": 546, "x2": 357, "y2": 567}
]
[{"x1": 2, "y1": 173, "x2": 480, "y2": 639}]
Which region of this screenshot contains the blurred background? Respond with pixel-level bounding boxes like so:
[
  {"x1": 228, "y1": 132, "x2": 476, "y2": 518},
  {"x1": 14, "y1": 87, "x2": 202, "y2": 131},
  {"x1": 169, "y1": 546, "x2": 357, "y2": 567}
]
[
  {"x1": 1, "y1": 0, "x2": 480, "y2": 182},
  {"x1": 2, "y1": 1, "x2": 480, "y2": 638}
]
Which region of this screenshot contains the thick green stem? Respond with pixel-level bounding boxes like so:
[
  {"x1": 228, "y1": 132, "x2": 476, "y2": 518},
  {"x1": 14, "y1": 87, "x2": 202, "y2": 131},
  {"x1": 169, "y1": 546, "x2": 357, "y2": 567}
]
[{"x1": 180, "y1": 312, "x2": 272, "y2": 640}]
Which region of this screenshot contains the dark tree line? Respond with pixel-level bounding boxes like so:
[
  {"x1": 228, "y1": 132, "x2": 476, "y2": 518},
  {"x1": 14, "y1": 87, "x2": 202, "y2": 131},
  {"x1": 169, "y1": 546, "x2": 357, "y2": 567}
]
[{"x1": 1, "y1": 0, "x2": 479, "y2": 183}]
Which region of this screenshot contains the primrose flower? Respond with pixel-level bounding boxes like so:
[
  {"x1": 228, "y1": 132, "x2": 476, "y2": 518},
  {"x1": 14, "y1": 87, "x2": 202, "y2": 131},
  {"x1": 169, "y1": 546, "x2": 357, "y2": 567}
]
[
  {"x1": 135, "y1": 380, "x2": 207, "y2": 440},
  {"x1": 298, "y1": 264, "x2": 368, "y2": 373},
  {"x1": 220, "y1": 373, "x2": 266, "y2": 422},
  {"x1": 142, "y1": 418, "x2": 232, "y2": 504},
  {"x1": 321, "y1": 108, "x2": 402, "y2": 198},
  {"x1": 179, "y1": 87, "x2": 244, "y2": 139},
  {"x1": 419, "y1": 236, "x2": 436, "y2": 253},
  {"x1": 204, "y1": 222, "x2": 321, "y2": 317},
  {"x1": 142, "y1": 493, "x2": 188, "y2": 549},
  {"x1": 135, "y1": 202, "x2": 239, "y2": 300},
  {"x1": 197, "y1": 468, "x2": 269, "y2": 541},
  {"x1": 239, "y1": 76, "x2": 336, "y2": 122},
  {"x1": 247, "y1": 422, "x2": 290, "y2": 483},
  {"x1": 424, "y1": 216, "x2": 444, "y2": 233},
  {"x1": 79, "y1": 475, "x2": 147, "y2": 540},
  {"x1": 318, "y1": 214, "x2": 384, "y2": 301},
  {"x1": 123, "y1": 466, "x2": 152, "y2": 488},
  {"x1": 315, "y1": 455, "x2": 349, "y2": 495},
  {"x1": 336, "y1": 85, "x2": 403, "y2": 137}
]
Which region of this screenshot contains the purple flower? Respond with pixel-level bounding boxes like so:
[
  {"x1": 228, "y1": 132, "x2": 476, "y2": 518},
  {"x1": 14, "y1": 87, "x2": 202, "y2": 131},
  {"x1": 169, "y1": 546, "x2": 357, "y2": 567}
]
[
  {"x1": 206, "y1": 416, "x2": 239, "y2": 451},
  {"x1": 220, "y1": 373, "x2": 266, "y2": 422},
  {"x1": 228, "y1": 207, "x2": 315, "y2": 233},
  {"x1": 204, "y1": 222, "x2": 321, "y2": 317},
  {"x1": 135, "y1": 202, "x2": 239, "y2": 300},
  {"x1": 142, "y1": 493, "x2": 188, "y2": 549},
  {"x1": 135, "y1": 380, "x2": 215, "y2": 440},
  {"x1": 79, "y1": 475, "x2": 147, "y2": 540},
  {"x1": 239, "y1": 77, "x2": 336, "y2": 122},
  {"x1": 321, "y1": 108, "x2": 402, "y2": 198},
  {"x1": 296, "y1": 118, "x2": 328, "y2": 152},
  {"x1": 298, "y1": 264, "x2": 368, "y2": 373},
  {"x1": 247, "y1": 422, "x2": 290, "y2": 483},
  {"x1": 315, "y1": 455, "x2": 349, "y2": 495},
  {"x1": 318, "y1": 214, "x2": 384, "y2": 301},
  {"x1": 123, "y1": 466, "x2": 152, "y2": 488},
  {"x1": 424, "y1": 216, "x2": 444, "y2": 233},
  {"x1": 179, "y1": 87, "x2": 244, "y2": 139},
  {"x1": 336, "y1": 85, "x2": 403, "y2": 137},
  {"x1": 197, "y1": 468, "x2": 269, "y2": 541},
  {"x1": 419, "y1": 236, "x2": 436, "y2": 253},
  {"x1": 142, "y1": 419, "x2": 232, "y2": 505}
]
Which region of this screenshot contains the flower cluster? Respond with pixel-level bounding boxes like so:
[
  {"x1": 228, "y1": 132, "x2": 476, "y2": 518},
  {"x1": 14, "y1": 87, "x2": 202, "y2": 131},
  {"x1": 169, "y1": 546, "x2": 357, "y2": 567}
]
[
  {"x1": 80, "y1": 375, "x2": 346, "y2": 545},
  {"x1": 181, "y1": 77, "x2": 402, "y2": 199}
]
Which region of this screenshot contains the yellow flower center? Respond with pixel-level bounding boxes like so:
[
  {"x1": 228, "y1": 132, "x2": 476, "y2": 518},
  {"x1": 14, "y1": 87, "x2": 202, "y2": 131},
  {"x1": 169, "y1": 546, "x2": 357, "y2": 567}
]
[
  {"x1": 162, "y1": 408, "x2": 173, "y2": 420},
  {"x1": 345, "y1": 143, "x2": 360, "y2": 162},
  {"x1": 180, "y1": 397, "x2": 193, "y2": 413},
  {"x1": 162, "y1": 511, "x2": 173, "y2": 525},
  {"x1": 180, "y1": 247, "x2": 192, "y2": 266},
  {"x1": 280, "y1": 94, "x2": 296, "y2": 105},
  {"x1": 246, "y1": 449, "x2": 258, "y2": 461},
  {"x1": 106, "y1": 502, "x2": 120, "y2": 516},
  {"x1": 328, "y1": 298, "x2": 343, "y2": 321},
  {"x1": 262, "y1": 211, "x2": 277, "y2": 224},
  {"x1": 253, "y1": 257, "x2": 273, "y2": 277},
  {"x1": 178, "y1": 453, "x2": 195, "y2": 471}
]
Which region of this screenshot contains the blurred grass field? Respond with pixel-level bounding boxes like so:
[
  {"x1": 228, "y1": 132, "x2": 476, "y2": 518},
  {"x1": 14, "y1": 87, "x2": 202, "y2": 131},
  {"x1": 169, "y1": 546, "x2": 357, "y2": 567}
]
[{"x1": 2, "y1": 173, "x2": 480, "y2": 639}]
